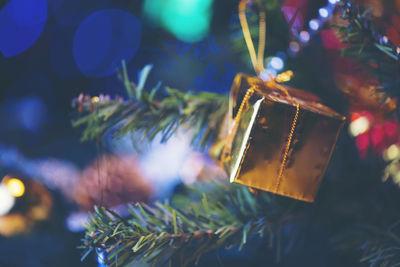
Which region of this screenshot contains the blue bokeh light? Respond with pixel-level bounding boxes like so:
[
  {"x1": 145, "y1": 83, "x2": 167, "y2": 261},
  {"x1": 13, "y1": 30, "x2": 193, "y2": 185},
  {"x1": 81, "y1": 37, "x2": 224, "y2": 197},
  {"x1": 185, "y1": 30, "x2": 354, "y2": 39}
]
[
  {"x1": 0, "y1": 0, "x2": 47, "y2": 57},
  {"x1": 73, "y1": 9, "x2": 141, "y2": 78},
  {"x1": 299, "y1": 31, "x2": 310, "y2": 43},
  {"x1": 309, "y1": 19, "x2": 320, "y2": 31},
  {"x1": 1, "y1": 97, "x2": 48, "y2": 132},
  {"x1": 270, "y1": 57, "x2": 284, "y2": 70},
  {"x1": 17, "y1": 97, "x2": 48, "y2": 132},
  {"x1": 319, "y1": 8, "x2": 329, "y2": 18}
]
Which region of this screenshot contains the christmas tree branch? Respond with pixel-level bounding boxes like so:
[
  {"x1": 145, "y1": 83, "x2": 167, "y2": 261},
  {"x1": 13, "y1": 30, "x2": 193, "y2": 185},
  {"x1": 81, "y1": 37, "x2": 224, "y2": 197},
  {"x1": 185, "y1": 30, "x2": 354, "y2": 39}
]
[
  {"x1": 72, "y1": 63, "x2": 228, "y2": 148},
  {"x1": 81, "y1": 182, "x2": 299, "y2": 266},
  {"x1": 338, "y1": 1, "x2": 400, "y2": 99},
  {"x1": 359, "y1": 225, "x2": 400, "y2": 266},
  {"x1": 334, "y1": 223, "x2": 400, "y2": 266}
]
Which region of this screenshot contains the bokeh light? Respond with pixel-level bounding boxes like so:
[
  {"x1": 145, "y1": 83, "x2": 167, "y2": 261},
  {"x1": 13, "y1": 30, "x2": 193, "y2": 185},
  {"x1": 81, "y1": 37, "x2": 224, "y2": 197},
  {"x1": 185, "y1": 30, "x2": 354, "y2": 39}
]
[
  {"x1": 384, "y1": 144, "x2": 400, "y2": 161},
  {"x1": 73, "y1": 9, "x2": 141, "y2": 78},
  {"x1": 6, "y1": 178, "x2": 25, "y2": 198},
  {"x1": 319, "y1": 8, "x2": 329, "y2": 18},
  {"x1": 289, "y1": 41, "x2": 300, "y2": 55},
  {"x1": 349, "y1": 116, "x2": 370, "y2": 137},
  {"x1": 17, "y1": 97, "x2": 47, "y2": 132},
  {"x1": 142, "y1": 0, "x2": 164, "y2": 26},
  {"x1": 309, "y1": 19, "x2": 320, "y2": 31},
  {"x1": 259, "y1": 68, "x2": 277, "y2": 82},
  {"x1": 143, "y1": 0, "x2": 214, "y2": 43},
  {"x1": 140, "y1": 134, "x2": 193, "y2": 198},
  {"x1": 299, "y1": 31, "x2": 310, "y2": 43},
  {"x1": 270, "y1": 57, "x2": 284, "y2": 70},
  {"x1": 179, "y1": 153, "x2": 204, "y2": 185},
  {"x1": 0, "y1": 0, "x2": 47, "y2": 57},
  {"x1": 1, "y1": 97, "x2": 48, "y2": 132},
  {"x1": 0, "y1": 185, "x2": 15, "y2": 216}
]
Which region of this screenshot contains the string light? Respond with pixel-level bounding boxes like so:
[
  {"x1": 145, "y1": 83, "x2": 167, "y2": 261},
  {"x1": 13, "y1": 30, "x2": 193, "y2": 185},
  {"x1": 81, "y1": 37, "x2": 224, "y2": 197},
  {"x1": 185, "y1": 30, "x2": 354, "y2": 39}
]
[
  {"x1": 6, "y1": 178, "x2": 25, "y2": 197},
  {"x1": 259, "y1": 69, "x2": 277, "y2": 82},
  {"x1": 289, "y1": 41, "x2": 300, "y2": 54},
  {"x1": 319, "y1": 8, "x2": 329, "y2": 18},
  {"x1": 349, "y1": 116, "x2": 370, "y2": 137},
  {"x1": 384, "y1": 144, "x2": 400, "y2": 161},
  {"x1": 0, "y1": 185, "x2": 15, "y2": 216},
  {"x1": 309, "y1": 19, "x2": 320, "y2": 31},
  {"x1": 299, "y1": 31, "x2": 310, "y2": 43},
  {"x1": 270, "y1": 57, "x2": 284, "y2": 70},
  {"x1": 91, "y1": 96, "x2": 99, "y2": 103},
  {"x1": 288, "y1": 0, "x2": 338, "y2": 57}
]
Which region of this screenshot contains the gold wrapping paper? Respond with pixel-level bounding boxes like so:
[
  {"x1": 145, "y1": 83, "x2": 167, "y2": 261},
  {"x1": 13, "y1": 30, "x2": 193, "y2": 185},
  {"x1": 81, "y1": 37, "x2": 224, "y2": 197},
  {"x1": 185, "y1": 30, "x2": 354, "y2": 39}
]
[{"x1": 222, "y1": 73, "x2": 346, "y2": 202}]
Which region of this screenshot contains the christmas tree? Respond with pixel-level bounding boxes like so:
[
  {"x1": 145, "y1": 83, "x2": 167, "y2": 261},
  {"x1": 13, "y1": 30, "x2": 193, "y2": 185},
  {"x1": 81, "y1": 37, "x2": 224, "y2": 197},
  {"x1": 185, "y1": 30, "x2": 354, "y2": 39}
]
[{"x1": 73, "y1": 0, "x2": 400, "y2": 266}]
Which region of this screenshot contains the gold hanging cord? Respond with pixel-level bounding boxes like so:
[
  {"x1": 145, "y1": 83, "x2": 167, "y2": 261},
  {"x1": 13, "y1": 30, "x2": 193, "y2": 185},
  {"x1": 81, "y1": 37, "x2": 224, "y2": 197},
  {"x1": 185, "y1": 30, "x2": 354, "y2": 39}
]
[
  {"x1": 238, "y1": 0, "x2": 266, "y2": 75},
  {"x1": 221, "y1": 0, "x2": 300, "y2": 192}
]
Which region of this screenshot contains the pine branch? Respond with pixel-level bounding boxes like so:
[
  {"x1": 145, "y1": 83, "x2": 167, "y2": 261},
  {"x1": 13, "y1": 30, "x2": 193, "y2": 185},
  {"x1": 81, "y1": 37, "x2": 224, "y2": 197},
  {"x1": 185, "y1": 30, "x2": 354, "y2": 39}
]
[
  {"x1": 338, "y1": 1, "x2": 400, "y2": 100},
  {"x1": 72, "y1": 63, "x2": 228, "y2": 148},
  {"x1": 80, "y1": 182, "x2": 300, "y2": 266},
  {"x1": 334, "y1": 223, "x2": 400, "y2": 266},
  {"x1": 360, "y1": 229, "x2": 400, "y2": 266}
]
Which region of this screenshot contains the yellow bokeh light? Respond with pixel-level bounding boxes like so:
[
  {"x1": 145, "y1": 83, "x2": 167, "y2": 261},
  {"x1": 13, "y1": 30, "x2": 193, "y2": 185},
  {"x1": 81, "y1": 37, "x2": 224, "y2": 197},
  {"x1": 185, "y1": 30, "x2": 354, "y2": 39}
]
[
  {"x1": 394, "y1": 171, "x2": 400, "y2": 186},
  {"x1": 6, "y1": 178, "x2": 25, "y2": 197},
  {"x1": 384, "y1": 144, "x2": 400, "y2": 161},
  {"x1": 349, "y1": 116, "x2": 370, "y2": 137}
]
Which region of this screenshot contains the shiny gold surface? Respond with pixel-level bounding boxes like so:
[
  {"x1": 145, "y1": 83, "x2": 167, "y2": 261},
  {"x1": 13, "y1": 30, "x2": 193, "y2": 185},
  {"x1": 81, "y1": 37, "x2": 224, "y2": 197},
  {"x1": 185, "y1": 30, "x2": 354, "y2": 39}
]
[{"x1": 224, "y1": 73, "x2": 346, "y2": 202}]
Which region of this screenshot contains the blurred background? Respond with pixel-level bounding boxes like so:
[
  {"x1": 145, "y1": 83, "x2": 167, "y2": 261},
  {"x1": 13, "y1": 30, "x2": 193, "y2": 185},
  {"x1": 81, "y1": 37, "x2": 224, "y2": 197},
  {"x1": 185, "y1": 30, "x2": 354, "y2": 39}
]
[{"x1": 0, "y1": 0, "x2": 400, "y2": 266}]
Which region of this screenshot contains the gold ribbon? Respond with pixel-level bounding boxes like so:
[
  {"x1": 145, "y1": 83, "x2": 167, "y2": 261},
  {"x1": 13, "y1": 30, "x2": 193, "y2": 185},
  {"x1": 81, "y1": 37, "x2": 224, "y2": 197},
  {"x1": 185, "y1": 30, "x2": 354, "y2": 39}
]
[
  {"x1": 221, "y1": 0, "x2": 300, "y2": 192},
  {"x1": 238, "y1": 0, "x2": 266, "y2": 75}
]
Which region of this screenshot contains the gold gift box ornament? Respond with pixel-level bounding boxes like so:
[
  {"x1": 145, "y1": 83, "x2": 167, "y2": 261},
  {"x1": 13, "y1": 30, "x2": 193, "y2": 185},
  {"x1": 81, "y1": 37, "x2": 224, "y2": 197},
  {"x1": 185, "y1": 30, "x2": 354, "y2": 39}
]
[
  {"x1": 219, "y1": 73, "x2": 346, "y2": 202},
  {"x1": 216, "y1": 0, "x2": 346, "y2": 202}
]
